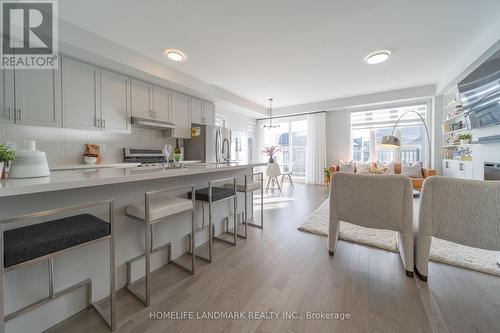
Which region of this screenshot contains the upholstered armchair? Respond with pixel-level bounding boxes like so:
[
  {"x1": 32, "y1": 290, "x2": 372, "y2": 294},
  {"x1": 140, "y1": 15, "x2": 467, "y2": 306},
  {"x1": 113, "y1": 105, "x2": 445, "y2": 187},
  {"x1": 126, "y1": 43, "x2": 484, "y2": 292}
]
[
  {"x1": 415, "y1": 177, "x2": 500, "y2": 281},
  {"x1": 329, "y1": 172, "x2": 414, "y2": 277}
]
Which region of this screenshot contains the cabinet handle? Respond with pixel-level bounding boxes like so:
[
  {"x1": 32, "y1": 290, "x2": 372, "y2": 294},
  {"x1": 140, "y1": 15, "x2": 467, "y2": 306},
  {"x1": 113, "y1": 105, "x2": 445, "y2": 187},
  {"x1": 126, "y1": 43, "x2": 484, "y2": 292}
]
[
  {"x1": 16, "y1": 108, "x2": 22, "y2": 121},
  {"x1": 459, "y1": 163, "x2": 464, "y2": 171},
  {"x1": 6, "y1": 107, "x2": 11, "y2": 120},
  {"x1": 102, "y1": 119, "x2": 106, "y2": 128}
]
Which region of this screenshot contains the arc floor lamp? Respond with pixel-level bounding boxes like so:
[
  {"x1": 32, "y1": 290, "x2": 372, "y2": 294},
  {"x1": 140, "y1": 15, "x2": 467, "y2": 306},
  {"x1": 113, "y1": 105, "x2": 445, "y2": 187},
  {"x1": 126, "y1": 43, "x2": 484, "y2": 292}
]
[{"x1": 378, "y1": 110, "x2": 431, "y2": 166}]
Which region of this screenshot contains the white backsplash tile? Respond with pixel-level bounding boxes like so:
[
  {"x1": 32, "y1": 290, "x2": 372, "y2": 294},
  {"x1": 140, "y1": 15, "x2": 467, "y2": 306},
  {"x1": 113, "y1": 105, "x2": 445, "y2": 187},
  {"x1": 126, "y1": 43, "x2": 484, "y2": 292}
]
[{"x1": 0, "y1": 124, "x2": 175, "y2": 166}]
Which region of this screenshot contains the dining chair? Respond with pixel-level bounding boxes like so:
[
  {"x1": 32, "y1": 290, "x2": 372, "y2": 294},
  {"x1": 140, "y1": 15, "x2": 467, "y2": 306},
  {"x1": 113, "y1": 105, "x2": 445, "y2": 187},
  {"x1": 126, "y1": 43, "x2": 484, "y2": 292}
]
[
  {"x1": 281, "y1": 163, "x2": 295, "y2": 188},
  {"x1": 265, "y1": 162, "x2": 282, "y2": 192}
]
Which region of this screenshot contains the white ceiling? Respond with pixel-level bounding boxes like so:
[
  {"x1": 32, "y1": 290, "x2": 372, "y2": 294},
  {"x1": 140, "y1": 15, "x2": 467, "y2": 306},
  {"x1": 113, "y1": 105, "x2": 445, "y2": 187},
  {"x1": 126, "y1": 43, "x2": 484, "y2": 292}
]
[{"x1": 59, "y1": 0, "x2": 500, "y2": 108}]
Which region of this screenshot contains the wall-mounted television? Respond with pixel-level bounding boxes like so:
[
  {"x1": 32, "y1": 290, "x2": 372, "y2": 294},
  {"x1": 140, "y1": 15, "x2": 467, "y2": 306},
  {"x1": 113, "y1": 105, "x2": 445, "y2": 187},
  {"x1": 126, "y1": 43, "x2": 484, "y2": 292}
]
[{"x1": 458, "y1": 49, "x2": 500, "y2": 129}]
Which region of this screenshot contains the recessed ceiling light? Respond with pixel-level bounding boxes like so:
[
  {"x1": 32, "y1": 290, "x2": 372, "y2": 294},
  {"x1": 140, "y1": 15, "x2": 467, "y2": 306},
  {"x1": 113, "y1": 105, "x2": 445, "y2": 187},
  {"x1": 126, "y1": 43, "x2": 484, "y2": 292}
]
[
  {"x1": 364, "y1": 50, "x2": 391, "y2": 64},
  {"x1": 164, "y1": 49, "x2": 186, "y2": 62}
]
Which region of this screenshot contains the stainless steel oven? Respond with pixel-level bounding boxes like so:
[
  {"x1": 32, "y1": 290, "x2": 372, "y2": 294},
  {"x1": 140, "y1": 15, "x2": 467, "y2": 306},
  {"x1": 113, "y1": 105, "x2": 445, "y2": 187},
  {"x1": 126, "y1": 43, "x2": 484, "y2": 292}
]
[{"x1": 484, "y1": 162, "x2": 500, "y2": 180}]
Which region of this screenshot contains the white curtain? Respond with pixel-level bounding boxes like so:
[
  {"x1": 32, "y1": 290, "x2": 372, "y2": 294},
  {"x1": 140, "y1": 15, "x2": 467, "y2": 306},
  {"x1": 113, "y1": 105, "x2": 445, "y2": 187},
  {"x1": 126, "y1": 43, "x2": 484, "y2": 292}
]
[{"x1": 306, "y1": 112, "x2": 327, "y2": 184}]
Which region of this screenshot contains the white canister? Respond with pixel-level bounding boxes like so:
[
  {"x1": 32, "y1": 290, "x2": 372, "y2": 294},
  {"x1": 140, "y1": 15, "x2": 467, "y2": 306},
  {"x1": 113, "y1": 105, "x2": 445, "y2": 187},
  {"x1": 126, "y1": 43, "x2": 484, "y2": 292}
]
[
  {"x1": 9, "y1": 141, "x2": 50, "y2": 178},
  {"x1": 0, "y1": 162, "x2": 4, "y2": 179}
]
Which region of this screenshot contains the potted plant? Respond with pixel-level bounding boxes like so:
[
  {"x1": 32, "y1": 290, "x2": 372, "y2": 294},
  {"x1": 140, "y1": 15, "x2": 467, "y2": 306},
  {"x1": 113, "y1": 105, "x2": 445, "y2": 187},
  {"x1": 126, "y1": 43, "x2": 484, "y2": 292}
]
[
  {"x1": 262, "y1": 146, "x2": 280, "y2": 163},
  {"x1": 0, "y1": 144, "x2": 16, "y2": 179},
  {"x1": 323, "y1": 167, "x2": 331, "y2": 185},
  {"x1": 459, "y1": 133, "x2": 472, "y2": 145}
]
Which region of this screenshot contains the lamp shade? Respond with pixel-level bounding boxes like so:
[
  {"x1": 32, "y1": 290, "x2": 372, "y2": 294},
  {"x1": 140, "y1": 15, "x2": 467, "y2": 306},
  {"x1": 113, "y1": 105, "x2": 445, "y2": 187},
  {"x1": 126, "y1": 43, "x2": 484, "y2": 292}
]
[{"x1": 379, "y1": 135, "x2": 401, "y2": 149}]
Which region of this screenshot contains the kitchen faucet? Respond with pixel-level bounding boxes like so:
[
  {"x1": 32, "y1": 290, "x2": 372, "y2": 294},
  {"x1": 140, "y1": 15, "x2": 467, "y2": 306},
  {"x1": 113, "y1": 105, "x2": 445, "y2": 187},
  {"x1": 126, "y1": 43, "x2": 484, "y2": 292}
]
[{"x1": 221, "y1": 138, "x2": 230, "y2": 163}]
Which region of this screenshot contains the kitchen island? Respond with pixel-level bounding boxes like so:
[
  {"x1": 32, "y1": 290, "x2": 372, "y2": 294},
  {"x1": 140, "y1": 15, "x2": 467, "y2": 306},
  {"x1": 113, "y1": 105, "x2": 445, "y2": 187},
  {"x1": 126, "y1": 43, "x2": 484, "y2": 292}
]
[{"x1": 0, "y1": 162, "x2": 265, "y2": 333}]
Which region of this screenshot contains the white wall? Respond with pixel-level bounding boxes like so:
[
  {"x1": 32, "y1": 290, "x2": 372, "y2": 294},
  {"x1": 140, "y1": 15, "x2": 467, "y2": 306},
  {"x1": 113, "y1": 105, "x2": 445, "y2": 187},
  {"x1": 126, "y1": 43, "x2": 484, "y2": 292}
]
[{"x1": 274, "y1": 85, "x2": 436, "y2": 116}]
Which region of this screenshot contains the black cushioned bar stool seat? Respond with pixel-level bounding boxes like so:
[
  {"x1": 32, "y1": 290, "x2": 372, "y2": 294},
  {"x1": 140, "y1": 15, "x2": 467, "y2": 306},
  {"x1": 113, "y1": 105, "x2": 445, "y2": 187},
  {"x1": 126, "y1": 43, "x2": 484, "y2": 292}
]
[
  {"x1": 4, "y1": 214, "x2": 110, "y2": 268},
  {"x1": 189, "y1": 187, "x2": 236, "y2": 202}
]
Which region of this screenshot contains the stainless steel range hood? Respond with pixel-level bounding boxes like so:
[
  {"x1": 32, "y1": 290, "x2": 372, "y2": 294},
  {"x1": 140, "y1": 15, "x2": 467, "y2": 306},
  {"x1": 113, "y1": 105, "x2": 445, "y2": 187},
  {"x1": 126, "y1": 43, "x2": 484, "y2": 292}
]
[{"x1": 131, "y1": 117, "x2": 176, "y2": 130}]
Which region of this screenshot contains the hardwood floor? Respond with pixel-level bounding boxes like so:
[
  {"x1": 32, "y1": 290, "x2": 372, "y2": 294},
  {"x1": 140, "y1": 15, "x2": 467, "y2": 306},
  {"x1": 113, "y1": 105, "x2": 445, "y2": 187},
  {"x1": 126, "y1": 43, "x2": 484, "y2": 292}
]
[{"x1": 48, "y1": 183, "x2": 500, "y2": 333}]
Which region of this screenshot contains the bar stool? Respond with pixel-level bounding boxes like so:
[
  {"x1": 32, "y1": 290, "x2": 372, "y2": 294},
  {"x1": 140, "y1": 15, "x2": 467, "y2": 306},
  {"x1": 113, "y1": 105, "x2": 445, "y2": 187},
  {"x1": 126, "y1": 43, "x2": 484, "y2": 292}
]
[
  {"x1": 125, "y1": 185, "x2": 195, "y2": 307},
  {"x1": 188, "y1": 177, "x2": 237, "y2": 263},
  {"x1": 227, "y1": 172, "x2": 264, "y2": 238},
  {"x1": 0, "y1": 200, "x2": 116, "y2": 331}
]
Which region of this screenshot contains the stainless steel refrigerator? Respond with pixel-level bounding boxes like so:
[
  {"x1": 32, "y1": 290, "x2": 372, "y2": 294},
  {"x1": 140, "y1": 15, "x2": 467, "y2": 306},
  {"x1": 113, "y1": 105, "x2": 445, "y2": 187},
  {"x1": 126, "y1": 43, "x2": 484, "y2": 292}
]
[{"x1": 184, "y1": 124, "x2": 231, "y2": 163}]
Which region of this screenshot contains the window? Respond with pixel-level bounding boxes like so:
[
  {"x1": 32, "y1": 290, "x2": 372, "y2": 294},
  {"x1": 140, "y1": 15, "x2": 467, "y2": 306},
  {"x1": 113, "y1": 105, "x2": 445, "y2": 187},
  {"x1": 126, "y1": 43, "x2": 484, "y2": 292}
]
[
  {"x1": 260, "y1": 117, "x2": 308, "y2": 179},
  {"x1": 350, "y1": 104, "x2": 429, "y2": 165}
]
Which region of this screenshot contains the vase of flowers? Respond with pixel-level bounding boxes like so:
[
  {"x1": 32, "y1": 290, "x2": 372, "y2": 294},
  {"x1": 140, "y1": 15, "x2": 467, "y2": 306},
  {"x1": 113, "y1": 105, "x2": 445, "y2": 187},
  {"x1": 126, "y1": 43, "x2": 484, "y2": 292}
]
[{"x1": 262, "y1": 146, "x2": 280, "y2": 163}]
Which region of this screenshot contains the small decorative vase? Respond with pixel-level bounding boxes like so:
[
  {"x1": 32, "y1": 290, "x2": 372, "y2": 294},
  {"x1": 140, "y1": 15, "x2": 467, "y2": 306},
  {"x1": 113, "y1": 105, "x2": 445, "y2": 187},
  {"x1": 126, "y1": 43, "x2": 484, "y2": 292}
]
[
  {"x1": 460, "y1": 139, "x2": 470, "y2": 145},
  {"x1": 324, "y1": 175, "x2": 330, "y2": 185},
  {"x1": 0, "y1": 162, "x2": 4, "y2": 179},
  {"x1": 269, "y1": 156, "x2": 274, "y2": 163}
]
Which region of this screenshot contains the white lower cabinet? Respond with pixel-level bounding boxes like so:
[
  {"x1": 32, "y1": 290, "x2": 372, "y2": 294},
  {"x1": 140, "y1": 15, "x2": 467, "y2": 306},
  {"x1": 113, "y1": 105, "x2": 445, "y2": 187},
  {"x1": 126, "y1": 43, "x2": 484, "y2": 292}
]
[{"x1": 442, "y1": 160, "x2": 473, "y2": 179}]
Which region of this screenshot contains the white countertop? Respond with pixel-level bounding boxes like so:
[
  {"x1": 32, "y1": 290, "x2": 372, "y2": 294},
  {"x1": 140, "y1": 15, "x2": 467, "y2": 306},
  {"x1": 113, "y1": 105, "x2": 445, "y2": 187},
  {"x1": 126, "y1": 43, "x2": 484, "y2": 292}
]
[
  {"x1": 0, "y1": 162, "x2": 266, "y2": 197},
  {"x1": 50, "y1": 160, "x2": 203, "y2": 170},
  {"x1": 50, "y1": 163, "x2": 141, "y2": 170}
]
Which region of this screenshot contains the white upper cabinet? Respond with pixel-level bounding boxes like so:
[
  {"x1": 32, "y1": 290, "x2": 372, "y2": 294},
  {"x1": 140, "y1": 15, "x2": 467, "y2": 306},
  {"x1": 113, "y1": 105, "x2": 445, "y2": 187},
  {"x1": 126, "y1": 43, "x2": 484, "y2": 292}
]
[
  {"x1": 190, "y1": 97, "x2": 203, "y2": 124},
  {"x1": 1, "y1": 55, "x2": 214, "y2": 136},
  {"x1": 1, "y1": 60, "x2": 61, "y2": 127},
  {"x1": 152, "y1": 85, "x2": 171, "y2": 122},
  {"x1": 0, "y1": 69, "x2": 14, "y2": 124},
  {"x1": 62, "y1": 57, "x2": 99, "y2": 130},
  {"x1": 131, "y1": 79, "x2": 152, "y2": 120},
  {"x1": 99, "y1": 69, "x2": 130, "y2": 132},
  {"x1": 171, "y1": 92, "x2": 191, "y2": 138},
  {"x1": 202, "y1": 101, "x2": 215, "y2": 126}
]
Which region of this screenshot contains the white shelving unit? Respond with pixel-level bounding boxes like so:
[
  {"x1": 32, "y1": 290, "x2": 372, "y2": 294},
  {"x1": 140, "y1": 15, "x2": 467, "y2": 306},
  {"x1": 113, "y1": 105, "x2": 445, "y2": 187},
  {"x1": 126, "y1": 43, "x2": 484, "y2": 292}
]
[{"x1": 441, "y1": 86, "x2": 473, "y2": 179}]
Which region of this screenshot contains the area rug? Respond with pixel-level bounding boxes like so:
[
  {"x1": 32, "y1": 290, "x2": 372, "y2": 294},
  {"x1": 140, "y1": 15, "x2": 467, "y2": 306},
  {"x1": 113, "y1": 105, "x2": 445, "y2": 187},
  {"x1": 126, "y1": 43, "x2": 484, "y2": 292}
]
[{"x1": 298, "y1": 199, "x2": 500, "y2": 277}]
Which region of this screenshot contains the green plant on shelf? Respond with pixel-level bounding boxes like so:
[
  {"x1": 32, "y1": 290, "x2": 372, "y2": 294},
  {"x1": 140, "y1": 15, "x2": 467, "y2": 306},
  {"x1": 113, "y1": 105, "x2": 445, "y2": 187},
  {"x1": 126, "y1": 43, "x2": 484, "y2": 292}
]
[{"x1": 458, "y1": 133, "x2": 471, "y2": 140}]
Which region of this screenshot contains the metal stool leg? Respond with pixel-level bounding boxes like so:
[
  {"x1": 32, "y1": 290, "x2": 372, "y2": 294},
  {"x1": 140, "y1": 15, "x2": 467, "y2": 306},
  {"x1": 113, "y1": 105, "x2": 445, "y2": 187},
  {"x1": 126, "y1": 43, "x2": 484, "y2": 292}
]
[
  {"x1": 208, "y1": 198, "x2": 213, "y2": 262},
  {"x1": 234, "y1": 188, "x2": 238, "y2": 243},
  {"x1": 108, "y1": 202, "x2": 117, "y2": 330},
  {"x1": 248, "y1": 172, "x2": 264, "y2": 229},
  {"x1": 191, "y1": 200, "x2": 196, "y2": 273},
  {"x1": 191, "y1": 201, "x2": 212, "y2": 263}
]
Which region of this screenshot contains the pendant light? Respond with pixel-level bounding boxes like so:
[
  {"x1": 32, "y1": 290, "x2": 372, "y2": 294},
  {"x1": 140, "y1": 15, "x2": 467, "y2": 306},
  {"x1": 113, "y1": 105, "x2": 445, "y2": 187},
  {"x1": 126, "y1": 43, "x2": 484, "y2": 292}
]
[{"x1": 262, "y1": 98, "x2": 280, "y2": 129}]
